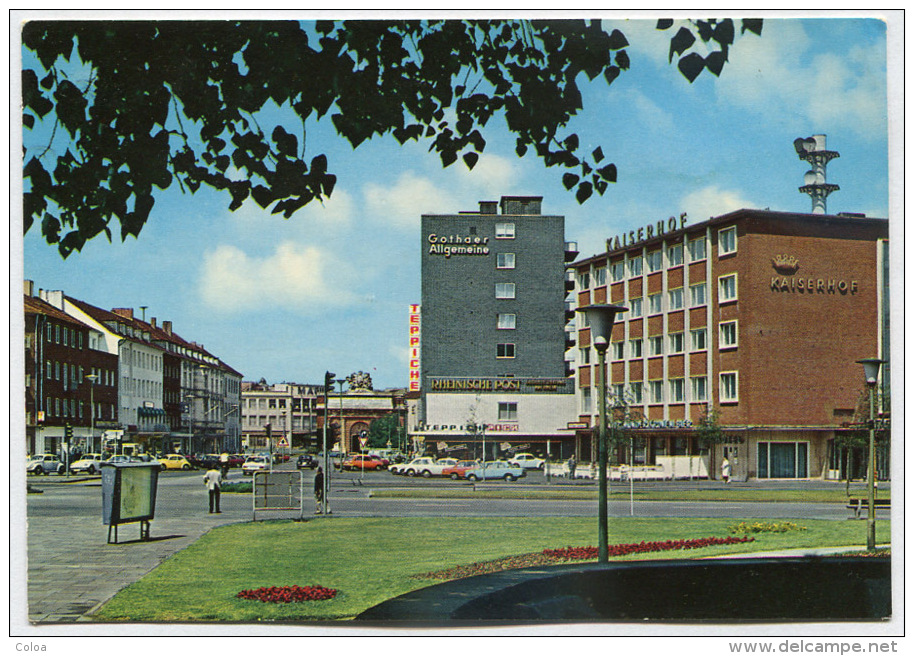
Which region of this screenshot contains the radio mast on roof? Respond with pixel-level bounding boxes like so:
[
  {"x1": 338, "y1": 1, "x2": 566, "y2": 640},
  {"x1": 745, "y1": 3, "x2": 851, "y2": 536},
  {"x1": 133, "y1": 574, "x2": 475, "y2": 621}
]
[{"x1": 795, "y1": 134, "x2": 839, "y2": 214}]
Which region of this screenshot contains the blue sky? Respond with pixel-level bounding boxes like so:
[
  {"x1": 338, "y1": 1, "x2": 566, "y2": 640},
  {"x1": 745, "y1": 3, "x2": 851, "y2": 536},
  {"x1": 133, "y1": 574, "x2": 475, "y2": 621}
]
[{"x1": 18, "y1": 14, "x2": 895, "y2": 390}]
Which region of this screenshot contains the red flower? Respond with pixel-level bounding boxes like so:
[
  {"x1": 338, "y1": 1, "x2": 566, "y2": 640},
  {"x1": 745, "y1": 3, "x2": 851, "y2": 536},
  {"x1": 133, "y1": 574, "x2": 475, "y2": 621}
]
[
  {"x1": 236, "y1": 585, "x2": 338, "y2": 603},
  {"x1": 543, "y1": 536, "x2": 754, "y2": 560}
]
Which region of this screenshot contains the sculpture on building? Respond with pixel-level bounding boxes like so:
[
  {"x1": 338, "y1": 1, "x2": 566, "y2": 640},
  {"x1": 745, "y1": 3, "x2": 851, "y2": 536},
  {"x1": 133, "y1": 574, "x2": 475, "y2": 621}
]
[{"x1": 347, "y1": 371, "x2": 374, "y2": 392}]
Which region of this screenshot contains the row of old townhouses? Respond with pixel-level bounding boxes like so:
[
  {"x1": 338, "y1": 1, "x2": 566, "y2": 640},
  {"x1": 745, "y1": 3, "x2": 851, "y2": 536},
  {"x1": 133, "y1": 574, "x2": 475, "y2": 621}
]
[{"x1": 24, "y1": 280, "x2": 243, "y2": 458}]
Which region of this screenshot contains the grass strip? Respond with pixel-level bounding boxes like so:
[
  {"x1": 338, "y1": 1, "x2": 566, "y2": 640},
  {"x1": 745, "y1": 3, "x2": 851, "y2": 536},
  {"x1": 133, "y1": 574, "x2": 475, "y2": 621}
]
[{"x1": 92, "y1": 516, "x2": 889, "y2": 623}]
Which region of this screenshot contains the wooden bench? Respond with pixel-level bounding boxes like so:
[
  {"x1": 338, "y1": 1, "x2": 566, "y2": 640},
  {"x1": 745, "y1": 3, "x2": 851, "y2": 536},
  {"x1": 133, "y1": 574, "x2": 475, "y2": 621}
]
[{"x1": 846, "y1": 498, "x2": 891, "y2": 519}]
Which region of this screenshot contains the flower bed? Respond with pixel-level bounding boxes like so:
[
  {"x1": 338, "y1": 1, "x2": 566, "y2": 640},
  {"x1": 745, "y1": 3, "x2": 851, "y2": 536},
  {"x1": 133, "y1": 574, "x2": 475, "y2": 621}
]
[
  {"x1": 414, "y1": 536, "x2": 754, "y2": 581},
  {"x1": 543, "y1": 536, "x2": 754, "y2": 560},
  {"x1": 729, "y1": 521, "x2": 806, "y2": 534},
  {"x1": 236, "y1": 585, "x2": 338, "y2": 603}
]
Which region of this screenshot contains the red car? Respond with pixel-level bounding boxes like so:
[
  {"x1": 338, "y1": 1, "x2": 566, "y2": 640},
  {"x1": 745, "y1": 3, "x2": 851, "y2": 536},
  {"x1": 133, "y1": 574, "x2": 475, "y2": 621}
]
[
  {"x1": 341, "y1": 454, "x2": 385, "y2": 471},
  {"x1": 442, "y1": 460, "x2": 480, "y2": 480}
]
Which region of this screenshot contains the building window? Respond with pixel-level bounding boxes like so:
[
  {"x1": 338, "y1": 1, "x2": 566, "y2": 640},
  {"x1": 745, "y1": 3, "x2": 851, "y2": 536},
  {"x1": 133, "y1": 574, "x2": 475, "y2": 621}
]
[
  {"x1": 498, "y1": 402, "x2": 518, "y2": 421},
  {"x1": 647, "y1": 250, "x2": 663, "y2": 272},
  {"x1": 719, "y1": 320, "x2": 738, "y2": 349},
  {"x1": 649, "y1": 380, "x2": 663, "y2": 404},
  {"x1": 668, "y1": 244, "x2": 683, "y2": 267},
  {"x1": 757, "y1": 442, "x2": 809, "y2": 478},
  {"x1": 611, "y1": 261, "x2": 625, "y2": 282},
  {"x1": 497, "y1": 313, "x2": 516, "y2": 330},
  {"x1": 496, "y1": 252, "x2": 516, "y2": 269},
  {"x1": 594, "y1": 267, "x2": 607, "y2": 286},
  {"x1": 611, "y1": 383, "x2": 624, "y2": 402},
  {"x1": 719, "y1": 274, "x2": 738, "y2": 303},
  {"x1": 579, "y1": 347, "x2": 591, "y2": 365},
  {"x1": 495, "y1": 283, "x2": 516, "y2": 299},
  {"x1": 720, "y1": 372, "x2": 739, "y2": 403},
  {"x1": 581, "y1": 387, "x2": 592, "y2": 414},
  {"x1": 669, "y1": 332, "x2": 684, "y2": 353},
  {"x1": 718, "y1": 226, "x2": 737, "y2": 255},
  {"x1": 668, "y1": 287, "x2": 683, "y2": 310},
  {"x1": 628, "y1": 256, "x2": 643, "y2": 276},
  {"x1": 691, "y1": 376, "x2": 708, "y2": 402},
  {"x1": 629, "y1": 296, "x2": 643, "y2": 318},
  {"x1": 577, "y1": 271, "x2": 590, "y2": 289},
  {"x1": 688, "y1": 236, "x2": 707, "y2": 261},
  {"x1": 496, "y1": 343, "x2": 516, "y2": 359},
  {"x1": 649, "y1": 335, "x2": 664, "y2": 356},
  {"x1": 690, "y1": 282, "x2": 707, "y2": 306},
  {"x1": 648, "y1": 292, "x2": 663, "y2": 315},
  {"x1": 630, "y1": 382, "x2": 643, "y2": 404},
  {"x1": 495, "y1": 222, "x2": 516, "y2": 239},
  {"x1": 669, "y1": 378, "x2": 685, "y2": 403},
  {"x1": 691, "y1": 327, "x2": 707, "y2": 351},
  {"x1": 611, "y1": 341, "x2": 624, "y2": 360},
  {"x1": 629, "y1": 338, "x2": 643, "y2": 358}
]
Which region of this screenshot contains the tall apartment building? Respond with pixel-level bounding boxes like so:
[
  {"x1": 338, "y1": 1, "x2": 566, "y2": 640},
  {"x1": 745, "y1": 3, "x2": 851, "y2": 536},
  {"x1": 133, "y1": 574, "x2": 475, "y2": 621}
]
[
  {"x1": 569, "y1": 208, "x2": 889, "y2": 480},
  {"x1": 413, "y1": 195, "x2": 579, "y2": 460}
]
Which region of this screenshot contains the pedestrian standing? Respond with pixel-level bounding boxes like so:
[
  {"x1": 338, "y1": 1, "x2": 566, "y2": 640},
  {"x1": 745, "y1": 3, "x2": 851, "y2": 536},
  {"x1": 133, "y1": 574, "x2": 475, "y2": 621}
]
[
  {"x1": 203, "y1": 467, "x2": 223, "y2": 513},
  {"x1": 567, "y1": 455, "x2": 576, "y2": 480},
  {"x1": 721, "y1": 457, "x2": 731, "y2": 484},
  {"x1": 314, "y1": 466, "x2": 324, "y2": 514},
  {"x1": 220, "y1": 451, "x2": 230, "y2": 479}
]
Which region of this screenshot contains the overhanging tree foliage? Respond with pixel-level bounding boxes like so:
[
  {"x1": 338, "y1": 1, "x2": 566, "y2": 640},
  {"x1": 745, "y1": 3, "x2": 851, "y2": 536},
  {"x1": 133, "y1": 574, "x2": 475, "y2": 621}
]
[
  {"x1": 366, "y1": 412, "x2": 405, "y2": 450},
  {"x1": 22, "y1": 18, "x2": 762, "y2": 257}
]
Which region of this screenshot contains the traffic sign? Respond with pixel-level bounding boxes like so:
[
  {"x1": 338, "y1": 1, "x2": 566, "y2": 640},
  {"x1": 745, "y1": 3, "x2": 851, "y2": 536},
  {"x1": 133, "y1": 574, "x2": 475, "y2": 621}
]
[{"x1": 277, "y1": 437, "x2": 289, "y2": 448}]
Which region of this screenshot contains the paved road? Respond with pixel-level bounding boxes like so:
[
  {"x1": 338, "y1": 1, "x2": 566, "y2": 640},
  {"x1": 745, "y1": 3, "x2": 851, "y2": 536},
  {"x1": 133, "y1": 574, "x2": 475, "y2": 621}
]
[{"x1": 21, "y1": 467, "x2": 885, "y2": 627}]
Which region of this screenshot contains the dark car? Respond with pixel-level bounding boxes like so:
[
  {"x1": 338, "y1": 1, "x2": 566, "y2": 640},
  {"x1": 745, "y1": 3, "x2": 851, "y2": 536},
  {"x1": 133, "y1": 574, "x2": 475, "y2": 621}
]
[
  {"x1": 296, "y1": 454, "x2": 318, "y2": 469},
  {"x1": 228, "y1": 454, "x2": 246, "y2": 467}
]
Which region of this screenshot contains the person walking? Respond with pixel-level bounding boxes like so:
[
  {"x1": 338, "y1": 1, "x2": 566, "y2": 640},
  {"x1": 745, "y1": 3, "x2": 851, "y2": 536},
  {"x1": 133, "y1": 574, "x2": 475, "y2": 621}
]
[
  {"x1": 721, "y1": 456, "x2": 731, "y2": 484},
  {"x1": 203, "y1": 466, "x2": 223, "y2": 513},
  {"x1": 219, "y1": 451, "x2": 230, "y2": 479},
  {"x1": 314, "y1": 466, "x2": 325, "y2": 514}
]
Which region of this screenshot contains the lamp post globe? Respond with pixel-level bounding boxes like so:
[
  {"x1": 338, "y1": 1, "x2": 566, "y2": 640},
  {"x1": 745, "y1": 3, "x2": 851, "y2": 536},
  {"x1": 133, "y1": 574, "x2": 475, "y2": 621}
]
[{"x1": 855, "y1": 358, "x2": 884, "y2": 551}]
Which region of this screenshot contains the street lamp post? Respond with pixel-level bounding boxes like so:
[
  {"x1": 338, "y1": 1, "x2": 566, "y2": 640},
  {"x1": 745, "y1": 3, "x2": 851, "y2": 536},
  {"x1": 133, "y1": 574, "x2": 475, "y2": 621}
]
[
  {"x1": 86, "y1": 373, "x2": 99, "y2": 453},
  {"x1": 856, "y1": 357, "x2": 884, "y2": 551},
  {"x1": 577, "y1": 304, "x2": 628, "y2": 563},
  {"x1": 335, "y1": 379, "x2": 346, "y2": 454}
]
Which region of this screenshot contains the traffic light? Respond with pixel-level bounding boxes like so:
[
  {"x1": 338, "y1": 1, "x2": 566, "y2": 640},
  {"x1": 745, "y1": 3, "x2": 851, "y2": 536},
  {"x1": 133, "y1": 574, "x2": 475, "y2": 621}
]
[
  {"x1": 65, "y1": 424, "x2": 73, "y2": 440},
  {"x1": 265, "y1": 423, "x2": 272, "y2": 439},
  {"x1": 324, "y1": 371, "x2": 336, "y2": 393}
]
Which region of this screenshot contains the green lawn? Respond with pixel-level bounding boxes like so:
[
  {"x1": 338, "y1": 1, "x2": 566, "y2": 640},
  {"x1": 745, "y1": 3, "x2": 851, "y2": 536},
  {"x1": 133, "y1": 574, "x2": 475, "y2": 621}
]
[
  {"x1": 369, "y1": 486, "x2": 887, "y2": 503},
  {"x1": 93, "y1": 516, "x2": 889, "y2": 623}
]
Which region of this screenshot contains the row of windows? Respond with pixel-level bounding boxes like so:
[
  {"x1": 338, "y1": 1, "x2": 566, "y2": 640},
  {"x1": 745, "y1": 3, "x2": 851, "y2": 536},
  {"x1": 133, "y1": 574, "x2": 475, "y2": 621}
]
[
  {"x1": 43, "y1": 397, "x2": 115, "y2": 420},
  {"x1": 121, "y1": 377, "x2": 163, "y2": 399},
  {"x1": 594, "y1": 321, "x2": 739, "y2": 360},
  {"x1": 582, "y1": 372, "x2": 739, "y2": 410},
  {"x1": 46, "y1": 322, "x2": 85, "y2": 349},
  {"x1": 45, "y1": 362, "x2": 116, "y2": 388},
  {"x1": 579, "y1": 226, "x2": 738, "y2": 288},
  {"x1": 581, "y1": 274, "x2": 737, "y2": 321},
  {"x1": 243, "y1": 415, "x2": 314, "y2": 430}
]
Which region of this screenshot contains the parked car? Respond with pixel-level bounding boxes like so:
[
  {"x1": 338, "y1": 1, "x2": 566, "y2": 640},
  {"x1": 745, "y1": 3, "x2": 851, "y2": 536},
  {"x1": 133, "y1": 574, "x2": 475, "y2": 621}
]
[
  {"x1": 69, "y1": 453, "x2": 106, "y2": 475},
  {"x1": 242, "y1": 455, "x2": 269, "y2": 475},
  {"x1": 464, "y1": 461, "x2": 526, "y2": 482},
  {"x1": 392, "y1": 457, "x2": 459, "y2": 478},
  {"x1": 296, "y1": 454, "x2": 318, "y2": 469},
  {"x1": 341, "y1": 454, "x2": 385, "y2": 471},
  {"x1": 317, "y1": 452, "x2": 346, "y2": 469},
  {"x1": 441, "y1": 460, "x2": 480, "y2": 480},
  {"x1": 159, "y1": 454, "x2": 194, "y2": 471},
  {"x1": 507, "y1": 453, "x2": 546, "y2": 470},
  {"x1": 367, "y1": 454, "x2": 390, "y2": 468},
  {"x1": 228, "y1": 454, "x2": 246, "y2": 467},
  {"x1": 27, "y1": 454, "x2": 65, "y2": 475},
  {"x1": 133, "y1": 454, "x2": 161, "y2": 467}
]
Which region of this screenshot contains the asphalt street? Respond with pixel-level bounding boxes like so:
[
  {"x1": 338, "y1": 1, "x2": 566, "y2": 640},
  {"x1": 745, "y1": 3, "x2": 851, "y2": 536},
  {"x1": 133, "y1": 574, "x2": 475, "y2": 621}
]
[{"x1": 21, "y1": 466, "x2": 886, "y2": 627}]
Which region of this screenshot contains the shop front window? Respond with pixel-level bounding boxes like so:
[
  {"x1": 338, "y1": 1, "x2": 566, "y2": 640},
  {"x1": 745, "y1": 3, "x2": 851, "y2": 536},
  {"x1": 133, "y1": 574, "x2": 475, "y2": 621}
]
[{"x1": 757, "y1": 442, "x2": 808, "y2": 478}]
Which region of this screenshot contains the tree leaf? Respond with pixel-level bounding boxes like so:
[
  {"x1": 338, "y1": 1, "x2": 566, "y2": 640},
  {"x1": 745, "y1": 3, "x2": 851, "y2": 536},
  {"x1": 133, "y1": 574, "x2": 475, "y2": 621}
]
[
  {"x1": 562, "y1": 172, "x2": 579, "y2": 190},
  {"x1": 678, "y1": 52, "x2": 705, "y2": 83},
  {"x1": 575, "y1": 181, "x2": 593, "y2": 203},
  {"x1": 669, "y1": 26, "x2": 695, "y2": 62},
  {"x1": 656, "y1": 19, "x2": 674, "y2": 30}
]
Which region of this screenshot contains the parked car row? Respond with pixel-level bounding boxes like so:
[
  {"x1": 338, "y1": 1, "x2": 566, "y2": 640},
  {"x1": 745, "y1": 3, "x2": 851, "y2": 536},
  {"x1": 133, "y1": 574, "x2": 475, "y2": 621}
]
[{"x1": 387, "y1": 457, "x2": 526, "y2": 481}]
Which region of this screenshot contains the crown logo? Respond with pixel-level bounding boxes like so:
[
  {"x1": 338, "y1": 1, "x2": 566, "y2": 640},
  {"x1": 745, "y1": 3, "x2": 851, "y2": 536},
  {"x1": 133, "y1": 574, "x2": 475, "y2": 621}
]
[{"x1": 772, "y1": 254, "x2": 800, "y2": 274}]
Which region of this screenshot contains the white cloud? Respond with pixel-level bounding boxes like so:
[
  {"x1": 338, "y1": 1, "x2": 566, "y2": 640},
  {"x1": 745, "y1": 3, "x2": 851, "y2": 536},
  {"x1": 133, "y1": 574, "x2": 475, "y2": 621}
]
[
  {"x1": 229, "y1": 188, "x2": 354, "y2": 234},
  {"x1": 680, "y1": 186, "x2": 758, "y2": 221},
  {"x1": 716, "y1": 20, "x2": 886, "y2": 140},
  {"x1": 198, "y1": 241, "x2": 356, "y2": 313},
  {"x1": 363, "y1": 171, "x2": 458, "y2": 230},
  {"x1": 453, "y1": 153, "x2": 520, "y2": 197}
]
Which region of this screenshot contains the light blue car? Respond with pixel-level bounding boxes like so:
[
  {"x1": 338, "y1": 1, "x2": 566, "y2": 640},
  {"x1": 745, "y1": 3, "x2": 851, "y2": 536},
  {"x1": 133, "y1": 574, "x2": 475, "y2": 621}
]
[{"x1": 464, "y1": 461, "x2": 526, "y2": 482}]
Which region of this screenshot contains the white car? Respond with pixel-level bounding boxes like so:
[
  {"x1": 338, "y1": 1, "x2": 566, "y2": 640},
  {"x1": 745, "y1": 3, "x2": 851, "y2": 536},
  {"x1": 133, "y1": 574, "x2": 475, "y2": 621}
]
[
  {"x1": 465, "y1": 461, "x2": 526, "y2": 482},
  {"x1": 507, "y1": 453, "x2": 546, "y2": 470},
  {"x1": 242, "y1": 455, "x2": 269, "y2": 475},
  {"x1": 69, "y1": 453, "x2": 106, "y2": 475},
  {"x1": 392, "y1": 457, "x2": 459, "y2": 477}
]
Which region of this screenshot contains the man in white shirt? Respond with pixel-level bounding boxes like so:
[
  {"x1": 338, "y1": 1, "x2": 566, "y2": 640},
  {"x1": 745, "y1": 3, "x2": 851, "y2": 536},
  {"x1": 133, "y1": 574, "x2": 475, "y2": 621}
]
[{"x1": 203, "y1": 467, "x2": 223, "y2": 513}]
